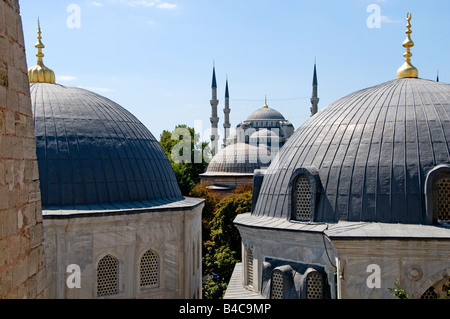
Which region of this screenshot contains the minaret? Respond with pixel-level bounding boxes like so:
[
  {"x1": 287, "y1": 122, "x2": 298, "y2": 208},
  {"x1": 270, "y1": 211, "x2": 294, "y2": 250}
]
[
  {"x1": 210, "y1": 63, "x2": 219, "y2": 156},
  {"x1": 310, "y1": 59, "x2": 319, "y2": 116},
  {"x1": 223, "y1": 76, "x2": 231, "y2": 148},
  {"x1": 28, "y1": 20, "x2": 56, "y2": 84}
]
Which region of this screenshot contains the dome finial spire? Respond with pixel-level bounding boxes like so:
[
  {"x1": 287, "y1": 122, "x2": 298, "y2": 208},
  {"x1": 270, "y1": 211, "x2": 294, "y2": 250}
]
[
  {"x1": 397, "y1": 12, "x2": 419, "y2": 79},
  {"x1": 263, "y1": 95, "x2": 269, "y2": 108},
  {"x1": 28, "y1": 20, "x2": 56, "y2": 84}
]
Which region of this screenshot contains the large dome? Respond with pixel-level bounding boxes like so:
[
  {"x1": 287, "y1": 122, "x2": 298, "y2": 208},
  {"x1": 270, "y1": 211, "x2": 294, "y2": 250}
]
[
  {"x1": 253, "y1": 78, "x2": 450, "y2": 224},
  {"x1": 31, "y1": 83, "x2": 182, "y2": 207},
  {"x1": 246, "y1": 107, "x2": 286, "y2": 121}
]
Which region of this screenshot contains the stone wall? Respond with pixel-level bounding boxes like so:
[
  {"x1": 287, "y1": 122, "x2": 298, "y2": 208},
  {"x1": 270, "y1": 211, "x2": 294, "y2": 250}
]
[{"x1": 0, "y1": 0, "x2": 46, "y2": 298}]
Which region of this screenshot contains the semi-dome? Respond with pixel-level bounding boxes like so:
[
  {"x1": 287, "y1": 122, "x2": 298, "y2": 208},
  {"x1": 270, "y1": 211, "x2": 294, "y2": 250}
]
[
  {"x1": 203, "y1": 143, "x2": 271, "y2": 174},
  {"x1": 31, "y1": 83, "x2": 182, "y2": 207},
  {"x1": 253, "y1": 78, "x2": 450, "y2": 224}
]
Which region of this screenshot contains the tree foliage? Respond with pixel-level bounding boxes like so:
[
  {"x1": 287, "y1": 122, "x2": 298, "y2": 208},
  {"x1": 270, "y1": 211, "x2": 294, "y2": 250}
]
[
  {"x1": 159, "y1": 125, "x2": 210, "y2": 195},
  {"x1": 202, "y1": 187, "x2": 253, "y2": 299},
  {"x1": 189, "y1": 183, "x2": 222, "y2": 255}
]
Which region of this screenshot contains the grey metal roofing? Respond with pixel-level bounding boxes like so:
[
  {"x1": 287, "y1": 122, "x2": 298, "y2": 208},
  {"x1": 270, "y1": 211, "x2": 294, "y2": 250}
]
[
  {"x1": 43, "y1": 197, "x2": 204, "y2": 219},
  {"x1": 253, "y1": 78, "x2": 450, "y2": 224},
  {"x1": 246, "y1": 107, "x2": 286, "y2": 121},
  {"x1": 203, "y1": 143, "x2": 271, "y2": 174},
  {"x1": 31, "y1": 83, "x2": 183, "y2": 209},
  {"x1": 234, "y1": 213, "x2": 450, "y2": 239}
]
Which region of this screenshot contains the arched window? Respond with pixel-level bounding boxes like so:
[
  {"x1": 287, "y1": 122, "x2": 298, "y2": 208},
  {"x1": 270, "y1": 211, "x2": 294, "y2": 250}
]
[
  {"x1": 140, "y1": 250, "x2": 159, "y2": 289},
  {"x1": 270, "y1": 271, "x2": 284, "y2": 299},
  {"x1": 306, "y1": 272, "x2": 323, "y2": 299},
  {"x1": 421, "y1": 287, "x2": 439, "y2": 299},
  {"x1": 294, "y1": 174, "x2": 312, "y2": 220},
  {"x1": 97, "y1": 255, "x2": 119, "y2": 297},
  {"x1": 290, "y1": 167, "x2": 320, "y2": 222},
  {"x1": 425, "y1": 165, "x2": 450, "y2": 224},
  {"x1": 247, "y1": 247, "x2": 254, "y2": 287},
  {"x1": 436, "y1": 175, "x2": 450, "y2": 222}
]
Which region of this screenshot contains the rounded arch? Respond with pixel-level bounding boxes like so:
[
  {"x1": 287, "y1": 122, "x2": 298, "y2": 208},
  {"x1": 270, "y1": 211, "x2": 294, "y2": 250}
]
[
  {"x1": 424, "y1": 164, "x2": 450, "y2": 224},
  {"x1": 411, "y1": 268, "x2": 450, "y2": 299},
  {"x1": 288, "y1": 167, "x2": 321, "y2": 222}
]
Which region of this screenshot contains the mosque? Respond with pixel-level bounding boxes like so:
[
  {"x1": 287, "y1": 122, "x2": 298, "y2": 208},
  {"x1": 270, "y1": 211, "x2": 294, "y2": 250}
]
[
  {"x1": 1, "y1": 0, "x2": 449, "y2": 300},
  {"x1": 0, "y1": 4, "x2": 205, "y2": 298},
  {"x1": 225, "y1": 13, "x2": 450, "y2": 299},
  {"x1": 200, "y1": 63, "x2": 318, "y2": 194}
]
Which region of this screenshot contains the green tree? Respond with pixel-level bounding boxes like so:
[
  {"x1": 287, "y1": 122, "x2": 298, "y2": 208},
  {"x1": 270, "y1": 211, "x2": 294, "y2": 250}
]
[
  {"x1": 202, "y1": 188, "x2": 253, "y2": 299},
  {"x1": 159, "y1": 125, "x2": 211, "y2": 195},
  {"x1": 189, "y1": 183, "x2": 222, "y2": 256}
]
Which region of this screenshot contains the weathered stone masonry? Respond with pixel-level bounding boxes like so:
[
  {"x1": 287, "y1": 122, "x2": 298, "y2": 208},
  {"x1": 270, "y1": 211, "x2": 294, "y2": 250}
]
[{"x1": 0, "y1": 0, "x2": 46, "y2": 299}]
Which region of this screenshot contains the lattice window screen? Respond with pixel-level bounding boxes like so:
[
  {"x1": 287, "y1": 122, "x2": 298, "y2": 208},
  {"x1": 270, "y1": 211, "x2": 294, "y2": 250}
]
[
  {"x1": 140, "y1": 250, "x2": 159, "y2": 288},
  {"x1": 437, "y1": 177, "x2": 450, "y2": 221},
  {"x1": 295, "y1": 175, "x2": 312, "y2": 220},
  {"x1": 271, "y1": 272, "x2": 284, "y2": 299},
  {"x1": 247, "y1": 248, "x2": 253, "y2": 287},
  {"x1": 421, "y1": 287, "x2": 438, "y2": 299},
  {"x1": 97, "y1": 255, "x2": 119, "y2": 297},
  {"x1": 306, "y1": 272, "x2": 323, "y2": 299}
]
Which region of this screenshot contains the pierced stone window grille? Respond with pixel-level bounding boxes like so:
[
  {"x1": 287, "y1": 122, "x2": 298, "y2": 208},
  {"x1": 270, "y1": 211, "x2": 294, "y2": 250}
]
[
  {"x1": 97, "y1": 255, "x2": 119, "y2": 297},
  {"x1": 421, "y1": 287, "x2": 439, "y2": 299},
  {"x1": 436, "y1": 177, "x2": 450, "y2": 221},
  {"x1": 140, "y1": 250, "x2": 159, "y2": 288},
  {"x1": 306, "y1": 272, "x2": 323, "y2": 299},
  {"x1": 271, "y1": 271, "x2": 284, "y2": 299},
  {"x1": 294, "y1": 175, "x2": 312, "y2": 221},
  {"x1": 247, "y1": 248, "x2": 253, "y2": 287}
]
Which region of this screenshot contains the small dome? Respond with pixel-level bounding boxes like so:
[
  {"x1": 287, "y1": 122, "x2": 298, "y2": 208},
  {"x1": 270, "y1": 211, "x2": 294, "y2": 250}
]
[
  {"x1": 204, "y1": 143, "x2": 271, "y2": 174},
  {"x1": 253, "y1": 78, "x2": 450, "y2": 224},
  {"x1": 246, "y1": 107, "x2": 286, "y2": 121},
  {"x1": 31, "y1": 83, "x2": 182, "y2": 207},
  {"x1": 250, "y1": 129, "x2": 280, "y2": 139}
]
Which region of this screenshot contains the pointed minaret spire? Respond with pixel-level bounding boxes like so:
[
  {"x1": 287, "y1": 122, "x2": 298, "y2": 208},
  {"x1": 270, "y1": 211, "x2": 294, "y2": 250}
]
[
  {"x1": 28, "y1": 19, "x2": 56, "y2": 84},
  {"x1": 310, "y1": 58, "x2": 319, "y2": 116},
  {"x1": 211, "y1": 61, "x2": 217, "y2": 89},
  {"x1": 210, "y1": 62, "x2": 219, "y2": 156},
  {"x1": 223, "y1": 76, "x2": 231, "y2": 148}
]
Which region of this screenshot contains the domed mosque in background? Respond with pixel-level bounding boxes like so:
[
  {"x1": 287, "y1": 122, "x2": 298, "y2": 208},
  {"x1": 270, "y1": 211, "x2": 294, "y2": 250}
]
[
  {"x1": 29, "y1": 23, "x2": 204, "y2": 299},
  {"x1": 200, "y1": 62, "x2": 319, "y2": 194},
  {"x1": 226, "y1": 13, "x2": 450, "y2": 299}
]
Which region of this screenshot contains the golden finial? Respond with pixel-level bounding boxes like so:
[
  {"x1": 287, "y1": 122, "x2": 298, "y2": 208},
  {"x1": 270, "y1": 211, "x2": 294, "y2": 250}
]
[
  {"x1": 28, "y1": 20, "x2": 56, "y2": 84},
  {"x1": 263, "y1": 95, "x2": 269, "y2": 108},
  {"x1": 397, "y1": 13, "x2": 419, "y2": 79}
]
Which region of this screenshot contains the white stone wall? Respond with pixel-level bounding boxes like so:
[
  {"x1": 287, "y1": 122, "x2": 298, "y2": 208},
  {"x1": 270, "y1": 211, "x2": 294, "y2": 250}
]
[
  {"x1": 237, "y1": 224, "x2": 450, "y2": 299},
  {"x1": 0, "y1": 0, "x2": 47, "y2": 299},
  {"x1": 236, "y1": 225, "x2": 338, "y2": 298},
  {"x1": 333, "y1": 238, "x2": 450, "y2": 299},
  {"x1": 43, "y1": 202, "x2": 203, "y2": 299}
]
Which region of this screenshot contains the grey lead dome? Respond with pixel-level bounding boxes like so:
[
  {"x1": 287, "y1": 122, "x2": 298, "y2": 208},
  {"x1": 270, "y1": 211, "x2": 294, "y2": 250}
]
[
  {"x1": 31, "y1": 83, "x2": 182, "y2": 208},
  {"x1": 246, "y1": 107, "x2": 286, "y2": 121},
  {"x1": 253, "y1": 78, "x2": 450, "y2": 224}
]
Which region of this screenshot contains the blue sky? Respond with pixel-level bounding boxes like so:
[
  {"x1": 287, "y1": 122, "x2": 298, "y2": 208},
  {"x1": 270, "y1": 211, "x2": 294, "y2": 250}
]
[{"x1": 19, "y1": 0, "x2": 450, "y2": 145}]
